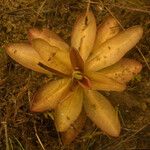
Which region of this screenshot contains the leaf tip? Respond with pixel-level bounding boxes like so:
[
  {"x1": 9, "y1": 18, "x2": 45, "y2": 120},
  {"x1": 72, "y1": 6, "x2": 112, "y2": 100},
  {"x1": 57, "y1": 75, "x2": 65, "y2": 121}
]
[
  {"x1": 130, "y1": 25, "x2": 143, "y2": 41},
  {"x1": 29, "y1": 93, "x2": 46, "y2": 113},
  {"x1": 29, "y1": 101, "x2": 41, "y2": 113},
  {"x1": 4, "y1": 43, "x2": 18, "y2": 57},
  {"x1": 108, "y1": 124, "x2": 121, "y2": 137}
]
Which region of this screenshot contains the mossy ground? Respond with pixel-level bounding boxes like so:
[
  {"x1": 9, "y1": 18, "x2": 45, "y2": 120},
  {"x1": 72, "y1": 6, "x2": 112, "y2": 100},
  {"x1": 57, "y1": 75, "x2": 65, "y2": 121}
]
[{"x1": 0, "y1": 0, "x2": 150, "y2": 149}]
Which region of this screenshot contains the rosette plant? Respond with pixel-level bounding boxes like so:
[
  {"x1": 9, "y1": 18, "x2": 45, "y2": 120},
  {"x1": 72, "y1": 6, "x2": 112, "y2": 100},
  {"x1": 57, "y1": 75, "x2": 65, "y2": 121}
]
[{"x1": 5, "y1": 11, "x2": 143, "y2": 144}]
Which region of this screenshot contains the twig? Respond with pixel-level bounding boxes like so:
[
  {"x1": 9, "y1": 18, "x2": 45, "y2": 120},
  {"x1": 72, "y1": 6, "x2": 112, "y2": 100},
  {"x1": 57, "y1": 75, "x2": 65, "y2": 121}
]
[
  {"x1": 13, "y1": 136, "x2": 25, "y2": 150},
  {"x1": 85, "y1": 128, "x2": 100, "y2": 149},
  {"x1": 109, "y1": 4, "x2": 150, "y2": 14},
  {"x1": 136, "y1": 46, "x2": 150, "y2": 70},
  {"x1": 111, "y1": 124, "x2": 149, "y2": 149},
  {"x1": 86, "y1": 0, "x2": 91, "y2": 13},
  {"x1": 33, "y1": 0, "x2": 47, "y2": 26},
  {"x1": 101, "y1": 123, "x2": 149, "y2": 149},
  {"x1": 34, "y1": 123, "x2": 46, "y2": 150},
  {"x1": 1, "y1": 121, "x2": 9, "y2": 150}
]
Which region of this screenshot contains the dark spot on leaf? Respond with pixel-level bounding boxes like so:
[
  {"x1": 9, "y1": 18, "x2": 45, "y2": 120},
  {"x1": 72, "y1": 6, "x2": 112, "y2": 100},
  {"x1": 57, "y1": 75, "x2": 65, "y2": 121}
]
[
  {"x1": 67, "y1": 116, "x2": 70, "y2": 120},
  {"x1": 48, "y1": 57, "x2": 51, "y2": 61},
  {"x1": 13, "y1": 49, "x2": 17, "y2": 54},
  {"x1": 91, "y1": 104, "x2": 96, "y2": 110},
  {"x1": 96, "y1": 57, "x2": 101, "y2": 61},
  {"x1": 85, "y1": 16, "x2": 88, "y2": 26},
  {"x1": 114, "y1": 73, "x2": 118, "y2": 77},
  {"x1": 48, "y1": 53, "x2": 56, "y2": 61},
  {"x1": 52, "y1": 52, "x2": 56, "y2": 57},
  {"x1": 38, "y1": 62, "x2": 69, "y2": 77}
]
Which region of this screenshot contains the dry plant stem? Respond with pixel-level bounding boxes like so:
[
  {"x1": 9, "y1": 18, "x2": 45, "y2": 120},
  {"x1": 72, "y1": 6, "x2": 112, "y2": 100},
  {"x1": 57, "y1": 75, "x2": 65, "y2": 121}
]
[
  {"x1": 1, "y1": 121, "x2": 9, "y2": 150},
  {"x1": 86, "y1": 0, "x2": 91, "y2": 14},
  {"x1": 108, "y1": 124, "x2": 150, "y2": 149},
  {"x1": 85, "y1": 128, "x2": 100, "y2": 150},
  {"x1": 57, "y1": 132, "x2": 63, "y2": 147},
  {"x1": 109, "y1": 4, "x2": 150, "y2": 14},
  {"x1": 34, "y1": 123, "x2": 46, "y2": 150},
  {"x1": 33, "y1": 0, "x2": 47, "y2": 26},
  {"x1": 13, "y1": 136, "x2": 24, "y2": 150},
  {"x1": 103, "y1": 4, "x2": 150, "y2": 71}
]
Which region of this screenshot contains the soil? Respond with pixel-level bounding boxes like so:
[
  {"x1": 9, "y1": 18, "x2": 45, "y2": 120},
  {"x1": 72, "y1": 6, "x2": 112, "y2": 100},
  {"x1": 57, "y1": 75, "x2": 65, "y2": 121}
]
[{"x1": 0, "y1": 0, "x2": 150, "y2": 150}]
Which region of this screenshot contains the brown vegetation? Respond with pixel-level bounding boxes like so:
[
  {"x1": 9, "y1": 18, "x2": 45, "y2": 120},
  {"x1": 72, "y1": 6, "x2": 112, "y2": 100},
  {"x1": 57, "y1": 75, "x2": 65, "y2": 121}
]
[{"x1": 0, "y1": 0, "x2": 150, "y2": 149}]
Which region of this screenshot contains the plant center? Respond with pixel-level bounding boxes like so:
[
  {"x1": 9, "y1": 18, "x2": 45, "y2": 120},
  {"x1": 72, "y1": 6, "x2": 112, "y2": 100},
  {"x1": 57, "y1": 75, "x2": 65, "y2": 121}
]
[{"x1": 72, "y1": 70, "x2": 83, "y2": 80}]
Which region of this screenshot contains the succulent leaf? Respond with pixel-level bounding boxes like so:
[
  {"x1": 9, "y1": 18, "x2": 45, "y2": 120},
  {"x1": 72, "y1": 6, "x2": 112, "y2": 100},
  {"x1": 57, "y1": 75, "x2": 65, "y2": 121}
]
[
  {"x1": 85, "y1": 71, "x2": 126, "y2": 91},
  {"x1": 87, "y1": 26, "x2": 143, "y2": 71},
  {"x1": 54, "y1": 87, "x2": 83, "y2": 132},
  {"x1": 5, "y1": 43, "x2": 50, "y2": 74},
  {"x1": 32, "y1": 38, "x2": 71, "y2": 75},
  {"x1": 71, "y1": 11, "x2": 96, "y2": 61},
  {"x1": 70, "y1": 47, "x2": 84, "y2": 72},
  {"x1": 30, "y1": 78, "x2": 71, "y2": 112},
  {"x1": 84, "y1": 90, "x2": 121, "y2": 137},
  {"x1": 28, "y1": 28, "x2": 69, "y2": 51},
  {"x1": 99, "y1": 58, "x2": 142, "y2": 83},
  {"x1": 93, "y1": 16, "x2": 121, "y2": 51},
  {"x1": 61, "y1": 110, "x2": 86, "y2": 145}
]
